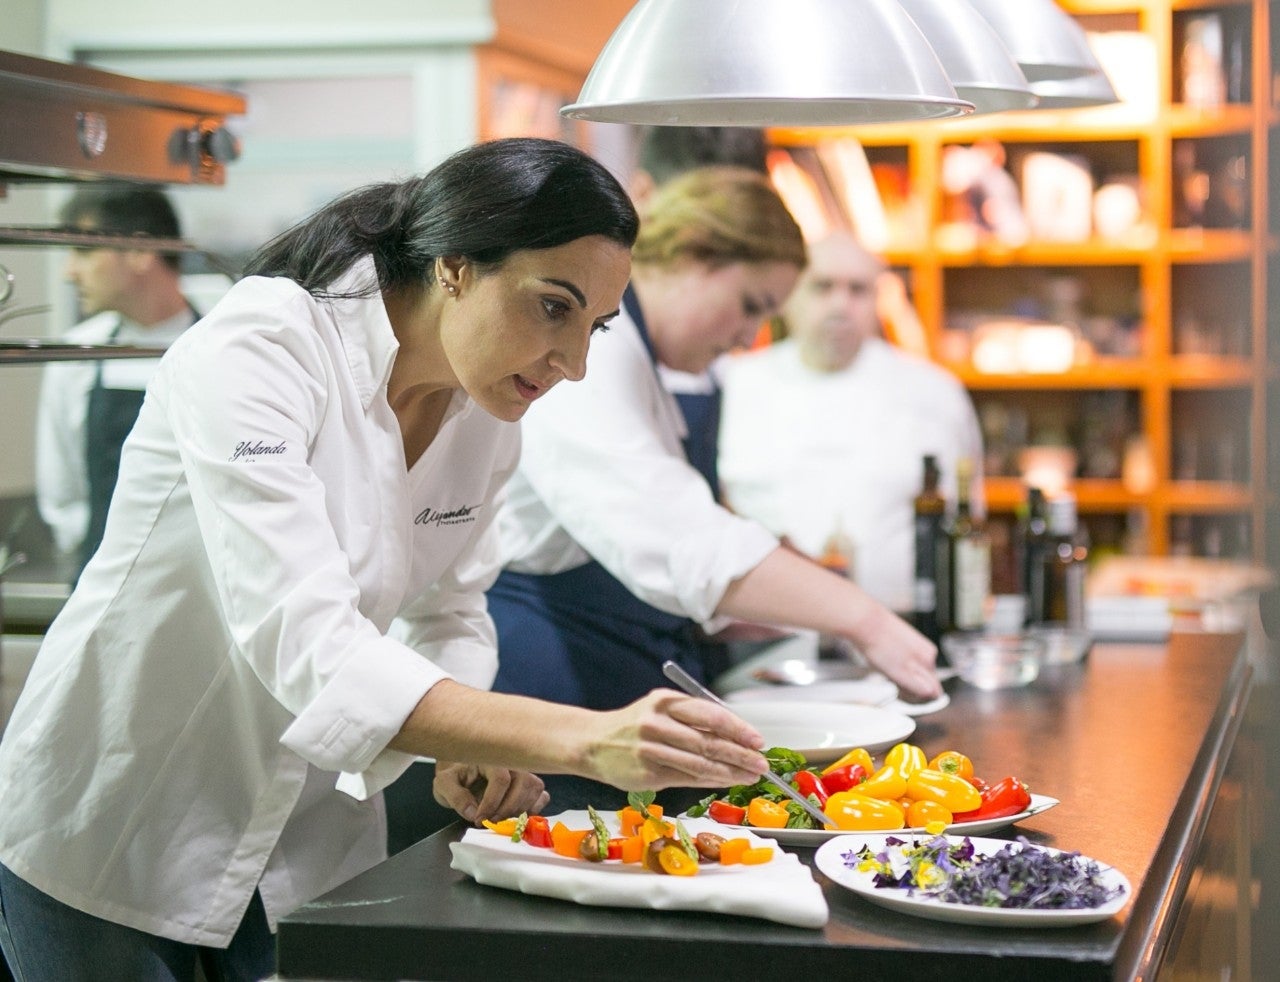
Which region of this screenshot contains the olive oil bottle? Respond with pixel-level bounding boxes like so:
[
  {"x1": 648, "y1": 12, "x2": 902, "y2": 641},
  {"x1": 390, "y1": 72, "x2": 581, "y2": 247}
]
[
  {"x1": 936, "y1": 457, "x2": 991, "y2": 633},
  {"x1": 910, "y1": 455, "x2": 945, "y2": 644},
  {"x1": 1040, "y1": 492, "x2": 1088, "y2": 628}
]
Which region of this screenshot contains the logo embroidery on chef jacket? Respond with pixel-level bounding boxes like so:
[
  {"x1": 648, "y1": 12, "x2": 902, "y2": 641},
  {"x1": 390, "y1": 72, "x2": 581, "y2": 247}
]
[
  {"x1": 230, "y1": 439, "x2": 288, "y2": 462},
  {"x1": 414, "y1": 504, "x2": 480, "y2": 528}
]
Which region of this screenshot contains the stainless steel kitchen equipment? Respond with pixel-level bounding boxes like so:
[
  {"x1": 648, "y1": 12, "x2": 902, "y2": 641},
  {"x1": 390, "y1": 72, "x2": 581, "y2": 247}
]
[
  {"x1": 0, "y1": 48, "x2": 245, "y2": 189},
  {"x1": 0, "y1": 49, "x2": 247, "y2": 700}
]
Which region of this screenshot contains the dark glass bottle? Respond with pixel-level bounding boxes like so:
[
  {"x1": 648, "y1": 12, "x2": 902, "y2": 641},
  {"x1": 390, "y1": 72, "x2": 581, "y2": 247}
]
[
  {"x1": 936, "y1": 457, "x2": 991, "y2": 633},
  {"x1": 1018, "y1": 486, "x2": 1050, "y2": 625},
  {"x1": 910, "y1": 455, "x2": 945, "y2": 643},
  {"x1": 1041, "y1": 492, "x2": 1088, "y2": 628}
]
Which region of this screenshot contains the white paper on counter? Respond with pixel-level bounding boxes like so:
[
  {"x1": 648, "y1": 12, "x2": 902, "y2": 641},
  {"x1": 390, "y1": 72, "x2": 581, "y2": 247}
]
[{"x1": 449, "y1": 811, "x2": 829, "y2": 928}]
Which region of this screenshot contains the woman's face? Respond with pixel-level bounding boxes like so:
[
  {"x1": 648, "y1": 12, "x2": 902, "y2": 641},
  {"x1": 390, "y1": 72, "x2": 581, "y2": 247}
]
[
  {"x1": 442, "y1": 235, "x2": 632, "y2": 422},
  {"x1": 643, "y1": 260, "x2": 799, "y2": 374}
]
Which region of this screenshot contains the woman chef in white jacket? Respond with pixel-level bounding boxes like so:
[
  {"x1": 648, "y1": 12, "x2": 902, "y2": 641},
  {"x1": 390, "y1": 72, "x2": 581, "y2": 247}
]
[
  {"x1": 0, "y1": 139, "x2": 769, "y2": 982},
  {"x1": 486, "y1": 166, "x2": 941, "y2": 812}
]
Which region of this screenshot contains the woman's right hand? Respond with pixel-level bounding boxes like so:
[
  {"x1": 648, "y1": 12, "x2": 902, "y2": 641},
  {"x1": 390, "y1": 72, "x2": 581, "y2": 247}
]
[{"x1": 580, "y1": 689, "x2": 769, "y2": 792}]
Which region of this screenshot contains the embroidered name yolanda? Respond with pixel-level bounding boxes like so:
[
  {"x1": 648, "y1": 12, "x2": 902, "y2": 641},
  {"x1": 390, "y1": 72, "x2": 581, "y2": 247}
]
[
  {"x1": 415, "y1": 504, "x2": 479, "y2": 528},
  {"x1": 230, "y1": 440, "x2": 288, "y2": 462}
]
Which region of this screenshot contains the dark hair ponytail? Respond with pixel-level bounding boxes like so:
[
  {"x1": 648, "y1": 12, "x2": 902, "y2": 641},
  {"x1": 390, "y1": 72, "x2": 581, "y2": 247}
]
[{"x1": 244, "y1": 138, "x2": 638, "y2": 297}]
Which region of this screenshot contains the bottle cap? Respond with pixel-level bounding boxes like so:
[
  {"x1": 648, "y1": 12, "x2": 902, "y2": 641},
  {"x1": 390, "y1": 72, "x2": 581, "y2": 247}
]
[{"x1": 1047, "y1": 493, "x2": 1077, "y2": 535}]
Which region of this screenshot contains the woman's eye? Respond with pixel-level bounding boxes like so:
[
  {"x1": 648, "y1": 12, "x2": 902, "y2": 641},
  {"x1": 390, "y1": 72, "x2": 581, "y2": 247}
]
[
  {"x1": 541, "y1": 297, "x2": 571, "y2": 319},
  {"x1": 743, "y1": 298, "x2": 765, "y2": 318}
]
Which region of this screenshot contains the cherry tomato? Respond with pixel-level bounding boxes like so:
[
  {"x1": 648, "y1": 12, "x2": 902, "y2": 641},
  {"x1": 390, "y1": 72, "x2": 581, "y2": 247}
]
[
  {"x1": 746, "y1": 797, "x2": 789, "y2": 829},
  {"x1": 823, "y1": 791, "x2": 905, "y2": 831},
  {"x1": 905, "y1": 768, "x2": 983, "y2": 813},
  {"x1": 928, "y1": 750, "x2": 975, "y2": 781},
  {"x1": 658, "y1": 843, "x2": 698, "y2": 876},
  {"x1": 793, "y1": 770, "x2": 829, "y2": 804},
  {"x1": 707, "y1": 800, "x2": 747, "y2": 826},
  {"x1": 821, "y1": 764, "x2": 867, "y2": 794}
]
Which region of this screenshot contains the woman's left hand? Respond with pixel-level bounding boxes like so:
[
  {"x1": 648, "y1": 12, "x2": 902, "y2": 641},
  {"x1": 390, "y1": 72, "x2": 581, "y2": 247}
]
[{"x1": 432, "y1": 761, "x2": 550, "y2": 825}]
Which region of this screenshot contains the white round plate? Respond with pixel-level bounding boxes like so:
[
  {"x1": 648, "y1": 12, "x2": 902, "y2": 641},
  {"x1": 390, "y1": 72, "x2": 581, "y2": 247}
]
[
  {"x1": 814, "y1": 832, "x2": 1130, "y2": 927},
  {"x1": 691, "y1": 794, "x2": 1060, "y2": 847},
  {"x1": 730, "y1": 701, "x2": 916, "y2": 764},
  {"x1": 726, "y1": 675, "x2": 900, "y2": 708},
  {"x1": 880, "y1": 691, "x2": 951, "y2": 718}
]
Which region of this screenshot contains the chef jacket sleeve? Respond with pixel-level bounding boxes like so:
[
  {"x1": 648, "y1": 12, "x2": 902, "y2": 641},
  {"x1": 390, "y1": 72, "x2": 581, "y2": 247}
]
[
  {"x1": 339, "y1": 491, "x2": 513, "y2": 800},
  {"x1": 161, "y1": 295, "x2": 455, "y2": 793},
  {"x1": 517, "y1": 326, "x2": 777, "y2": 625}
]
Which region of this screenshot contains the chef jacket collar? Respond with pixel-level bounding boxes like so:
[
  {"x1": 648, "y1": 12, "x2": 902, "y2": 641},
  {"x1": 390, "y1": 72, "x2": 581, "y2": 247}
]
[{"x1": 326, "y1": 256, "x2": 401, "y2": 412}]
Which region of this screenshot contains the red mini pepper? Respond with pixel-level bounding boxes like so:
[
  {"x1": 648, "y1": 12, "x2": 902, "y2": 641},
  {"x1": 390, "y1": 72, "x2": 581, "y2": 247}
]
[
  {"x1": 952, "y1": 775, "x2": 1032, "y2": 822},
  {"x1": 521, "y1": 814, "x2": 553, "y2": 848},
  {"x1": 820, "y1": 763, "x2": 868, "y2": 794},
  {"x1": 792, "y1": 770, "x2": 829, "y2": 805},
  {"x1": 707, "y1": 799, "x2": 747, "y2": 826}
]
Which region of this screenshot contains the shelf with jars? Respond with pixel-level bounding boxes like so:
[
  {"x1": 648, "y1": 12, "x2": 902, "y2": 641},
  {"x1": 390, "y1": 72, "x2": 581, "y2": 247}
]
[{"x1": 766, "y1": 0, "x2": 1274, "y2": 563}]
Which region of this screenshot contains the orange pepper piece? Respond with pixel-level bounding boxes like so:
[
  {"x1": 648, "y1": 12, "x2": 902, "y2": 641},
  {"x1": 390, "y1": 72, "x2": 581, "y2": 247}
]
[
  {"x1": 719, "y1": 838, "x2": 751, "y2": 865},
  {"x1": 740, "y1": 846, "x2": 774, "y2": 865},
  {"x1": 550, "y1": 822, "x2": 590, "y2": 859},
  {"x1": 482, "y1": 818, "x2": 519, "y2": 837},
  {"x1": 620, "y1": 835, "x2": 645, "y2": 864},
  {"x1": 618, "y1": 804, "x2": 665, "y2": 837}
]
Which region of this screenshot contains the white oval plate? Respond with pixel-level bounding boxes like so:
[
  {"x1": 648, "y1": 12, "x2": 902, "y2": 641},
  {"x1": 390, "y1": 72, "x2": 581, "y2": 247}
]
[
  {"x1": 726, "y1": 675, "x2": 900, "y2": 708},
  {"x1": 730, "y1": 701, "x2": 916, "y2": 764},
  {"x1": 689, "y1": 793, "x2": 1060, "y2": 847},
  {"x1": 814, "y1": 832, "x2": 1130, "y2": 927}
]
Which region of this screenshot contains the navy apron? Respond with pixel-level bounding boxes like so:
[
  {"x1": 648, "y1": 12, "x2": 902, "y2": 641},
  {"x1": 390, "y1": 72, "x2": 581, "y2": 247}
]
[
  {"x1": 79, "y1": 310, "x2": 195, "y2": 574},
  {"x1": 485, "y1": 287, "x2": 727, "y2": 810}
]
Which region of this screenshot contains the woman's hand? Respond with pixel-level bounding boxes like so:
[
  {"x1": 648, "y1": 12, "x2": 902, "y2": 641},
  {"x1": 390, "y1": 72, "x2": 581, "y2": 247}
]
[
  {"x1": 847, "y1": 603, "x2": 941, "y2": 700},
  {"x1": 432, "y1": 762, "x2": 549, "y2": 824},
  {"x1": 715, "y1": 546, "x2": 942, "y2": 701},
  {"x1": 579, "y1": 689, "x2": 768, "y2": 792}
]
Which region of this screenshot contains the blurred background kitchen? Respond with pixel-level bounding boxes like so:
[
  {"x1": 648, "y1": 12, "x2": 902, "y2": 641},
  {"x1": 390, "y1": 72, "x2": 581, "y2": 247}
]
[{"x1": 1, "y1": 0, "x2": 1276, "y2": 722}]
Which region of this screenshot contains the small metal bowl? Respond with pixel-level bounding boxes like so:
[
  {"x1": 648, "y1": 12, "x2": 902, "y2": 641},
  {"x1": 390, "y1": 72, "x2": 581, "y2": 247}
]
[{"x1": 941, "y1": 632, "x2": 1046, "y2": 690}]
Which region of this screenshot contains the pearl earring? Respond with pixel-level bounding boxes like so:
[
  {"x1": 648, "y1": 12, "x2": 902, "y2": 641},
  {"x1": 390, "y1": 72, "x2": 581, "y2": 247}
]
[{"x1": 439, "y1": 278, "x2": 456, "y2": 295}]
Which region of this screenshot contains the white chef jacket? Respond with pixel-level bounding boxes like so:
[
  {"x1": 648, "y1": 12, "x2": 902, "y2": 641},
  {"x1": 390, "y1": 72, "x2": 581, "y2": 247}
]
[
  {"x1": 498, "y1": 302, "x2": 777, "y2": 628},
  {"x1": 0, "y1": 258, "x2": 517, "y2": 946},
  {"x1": 718, "y1": 336, "x2": 984, "y2": 612},
  {"x1": 34, "y1": 308, "x2": 196, "y2": 555}
]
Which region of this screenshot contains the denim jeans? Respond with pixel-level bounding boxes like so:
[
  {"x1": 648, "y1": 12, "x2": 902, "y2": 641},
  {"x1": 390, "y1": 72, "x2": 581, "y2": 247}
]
[{"x1": 0, "y1": 863, "x2": 274, "y2": 982}]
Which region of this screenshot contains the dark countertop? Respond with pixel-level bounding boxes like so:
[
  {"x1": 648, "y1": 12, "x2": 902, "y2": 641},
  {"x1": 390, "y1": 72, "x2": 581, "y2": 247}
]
[{"x1": 277, "y1": 632, "x2": 1251, "y2": 982}]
